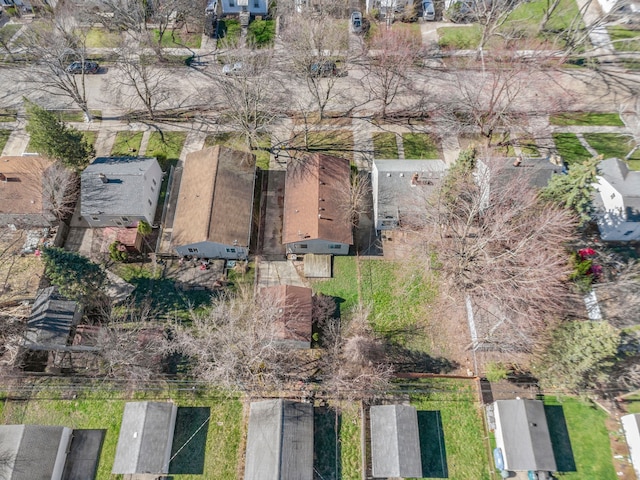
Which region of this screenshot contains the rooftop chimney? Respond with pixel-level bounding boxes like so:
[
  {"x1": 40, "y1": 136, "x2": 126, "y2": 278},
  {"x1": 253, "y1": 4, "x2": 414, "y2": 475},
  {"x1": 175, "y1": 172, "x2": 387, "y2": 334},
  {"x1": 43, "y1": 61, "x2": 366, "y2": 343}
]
[
  {"x1": 0, "y1": 173, "x2": 6, "y2": 182},
  {"x1": 99, "y1": 173, "x2": 108, "y2": 184}
]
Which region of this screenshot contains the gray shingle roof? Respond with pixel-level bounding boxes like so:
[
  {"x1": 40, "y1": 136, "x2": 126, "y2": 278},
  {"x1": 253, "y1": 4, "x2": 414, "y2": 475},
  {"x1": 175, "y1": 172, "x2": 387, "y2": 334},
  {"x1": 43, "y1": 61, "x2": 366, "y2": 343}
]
[
  {"x1": 0, "y1": 425, "x2": 72, "y2": 480},
  {"x1": 493, "y1": 399, "x2": 556, "y2": 472},
  {"x1": 81, "y1": 157, "x2": 159, "y2": 218},
  {"x1": 24, "y1": 287, "x2": 79, "y2": 349},
  {"x1": 112, "y1": 401, "x2": 177, "y2": 475},
  {"x1": 244, "y1": 399, "x2": 314, "y2": 480},
  {"x1": 370, "y1": 404, "x2": 423, "y2": 478},
  {"x1": 598, "y1": 158, "x2": 640, "y2": 221}
]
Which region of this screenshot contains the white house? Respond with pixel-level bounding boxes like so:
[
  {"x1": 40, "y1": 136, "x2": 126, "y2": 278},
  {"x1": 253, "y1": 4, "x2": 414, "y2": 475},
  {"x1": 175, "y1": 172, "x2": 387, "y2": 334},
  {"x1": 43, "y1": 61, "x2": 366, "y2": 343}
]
[
  {"x1": 372, "y1": 159, "x2": 447, "y2": 232},
  {"x1": 623, "y1": 414, "x2": 640, "y2": 479},
  {"x1": 81, "y1": 157, "x2": 163, "y2": 228},
  {"x1": 282, "y1": 153, "x2": 352, "y2": 255},
  {"x1": 594, "y1": 158, "x2": 640, "y2": 241},
  {"x1": 171, "y1": 146, "x2": 256, "y2": 260},
  {"x1": 220, "y1": 0, "x2": 267, "y2": 16}
]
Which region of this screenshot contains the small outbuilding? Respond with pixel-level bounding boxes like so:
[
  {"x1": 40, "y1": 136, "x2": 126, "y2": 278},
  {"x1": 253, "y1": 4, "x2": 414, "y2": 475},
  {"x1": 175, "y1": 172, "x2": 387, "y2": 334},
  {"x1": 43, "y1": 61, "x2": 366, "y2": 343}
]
[
  {"x1": 622, "y1": 413, "x2": 640, "y2": 479},
  {"x1": 244, "y1": 399, "x2": 314, "y2": 480},
  {"x1": 24, "y1": 287, "x2": 82, "y2": 351},
  {"x1": 369, "y1": 404, "x2": 423, "y2": 478},
  {"x1": 489, "y1": 399, "x2": 556, "y2": 474},
  {"x1": 112, "y1": 401, "x2": 178, "y2": 475},
  {"x1": 260, "y1": 285, "x2": 313, "y2": 348}
]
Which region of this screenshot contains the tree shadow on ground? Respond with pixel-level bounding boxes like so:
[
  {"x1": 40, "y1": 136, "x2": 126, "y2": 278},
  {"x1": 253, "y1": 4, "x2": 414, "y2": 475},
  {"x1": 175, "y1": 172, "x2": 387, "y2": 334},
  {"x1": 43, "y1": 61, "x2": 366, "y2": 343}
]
[
  {"x1": 544, "y1": 405, "x2": 577, "y2": 473},
  {"x1": 417, "y1": 410, "x2": 448, "y2": 478},
  {"x1": 313, "y1": 406, "x2": 341, "y2": 480},
  {"x1": 386, "y1": 344, "x2": 459, "y2": 374},
  {"x1": 169, "y1": 407, "x2": 211, "y2": 475}
]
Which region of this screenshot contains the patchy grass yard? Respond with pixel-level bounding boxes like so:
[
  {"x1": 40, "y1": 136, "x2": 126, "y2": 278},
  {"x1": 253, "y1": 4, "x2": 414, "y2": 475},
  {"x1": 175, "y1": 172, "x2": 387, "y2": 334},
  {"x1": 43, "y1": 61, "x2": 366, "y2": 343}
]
[
  {"x1": 204, "y1": 132, "x2": 271, "y2": 170},
  {"x1": 152, "y1": 29, "x2": 202, "y2": 48},
  {"x1": 438, "y1": 25, "x2": 481, "y2": 49},
  {"x1": 373, "y1": 132, "x2": 399, "y2": 159},
  {"x1": 543, "y1": 396, "x2": 617, "y2": 479},
  {"x1": 0, "y1": 388, "x2": 242, "y2": 480},
  {"x1": 111, "y1": 131, "x2": 144, "y2": 156},
  {"x1": 0, "y1": 23, "x2": 21, "y2": 42},
  {"x1": 410, "y1": 379, "x2": 490, "y2": 480},
  {"x1": 402, "y1": 132, "x2": 440, "y2": 159},
  {"x1": 83, "y1": 27, "x2": 122, "y2": 48},
  {"x1": 552, "y1": 133, "x2": 592, "y2": 165},
  {"x1": 51, "y1": 110, "x2": 102, "y2": 123},
  {"x1": 314, "y1": 403, "x2": 362, "y2": 480},
  {"x1": 82, "y1": 130, "x2": 98, "y2": 149},
  {"x1": 0, "y1": 129, "x2": 11, "y2": 153},
  {"x1": 291, "y1": 130, "x2": 354, "y2": 162},
  {"x1": 583, "y1": 133, "x2": 640, "y2": 162},
  {"x1": 550, "y1": 112, "x2": 624, "y2": 126},
  {"x1": 146, "y1": 131, "x2": 187, "y2": 167},
  {"x1": 607, "y1": 26, "x2": 640, "y2": 52},
  {"x1": 313, "y1": 258, "x2": 437, "y2": 350},
  {"x1": 623, "y1": 394, "x2": 640, "y2": 414},
  {"x1": 506, "y1": 0, "x2": 582, "y2": 41},
  {"x1": 0, "y1": 108, "x2": 18, "y2": 122},
  {"x1": 216, "y1": 19, "x2": 242, "y2": 46}
]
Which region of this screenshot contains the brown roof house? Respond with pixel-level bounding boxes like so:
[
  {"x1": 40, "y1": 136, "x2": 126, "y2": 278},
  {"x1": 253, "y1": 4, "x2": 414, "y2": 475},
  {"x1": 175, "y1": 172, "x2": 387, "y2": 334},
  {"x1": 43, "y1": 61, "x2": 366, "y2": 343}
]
[
  {"x1": 171, "y1": 146, "x2": 257, "y2": 260},
  {"x1": 282, "y1": 154, "x2": 352, "y2": 255},
  {"x1": 0, "y1": 156, "x2": 59, "y2": 227},
  {"x1": 260, "y1": 285, "x2": 313, "y2": 349}
]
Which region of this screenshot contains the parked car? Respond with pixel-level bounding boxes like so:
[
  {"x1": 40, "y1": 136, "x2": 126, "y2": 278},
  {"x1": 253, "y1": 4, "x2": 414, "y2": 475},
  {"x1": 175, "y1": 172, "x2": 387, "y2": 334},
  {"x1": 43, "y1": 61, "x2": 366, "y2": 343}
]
[
  {"x1": 222, "y1": 62, "x2": 245, "y2": 75},
  {"x1": 422, "y1": 0, "x2": 436, "y2": 20},
  {"x1": 351, "y1": 11, "x2": 363, "y2": 33},
  {"x1": 308, "y1": 60, "x2": 338, "y2": 77},
  {"x1": 66, "y1": 61, "x2": 99, "y2": 74}
]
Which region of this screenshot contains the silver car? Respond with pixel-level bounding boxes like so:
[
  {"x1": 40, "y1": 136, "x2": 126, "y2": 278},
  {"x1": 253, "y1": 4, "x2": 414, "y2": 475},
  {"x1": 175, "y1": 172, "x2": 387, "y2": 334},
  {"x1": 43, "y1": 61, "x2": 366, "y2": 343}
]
[
  {"x1": 351, "y1": 11, "x2": 363, "y2": 33},
  {"x1": 423, "y1": 0, "x2": 436, "y2": 20}
]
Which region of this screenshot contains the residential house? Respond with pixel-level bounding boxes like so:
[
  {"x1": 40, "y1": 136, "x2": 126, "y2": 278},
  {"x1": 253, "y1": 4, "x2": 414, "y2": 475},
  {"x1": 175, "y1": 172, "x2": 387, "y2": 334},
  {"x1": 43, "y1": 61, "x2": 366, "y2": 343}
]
[
  {"x1": 112, "y1": 401, "x2": 178, "y2": 475},
  {"x1": 23, "y1": 287, "x2": 82, "y2": 351},
  {"x1": 372, "y1": 159, "x2": 448, "y2": 232},
  {"x1": 0, "y1": 156, "x2": 59, "y2": 228},
  {"x1": 220, "y1": 0, "x2": 268, "y2": 16},
  {"x1": 623, "y1": 414, "x2": 640, "y2": 479},
  {"x1": 487, "y1": 399, "x2": 557, "y2": 474},
  {"x1": 369, "y1": 404, "x2": 423, "y2": 478},
  {"x1": 244, "y1": 399, "x2": 314, "y2": 480},
  {"x1": 0, "y1": 424, "x2": 103, "y2": 480},
  {"x1": 593, "y1": 158, "x2": 640, "y2": 241},
  {"x1": 260, "y1": 285, "x2": 313, "y2": 348},
  {"x1": 81, "y1": 157, "x2": 162, "y2": 228},
  {"x1": 171, "y1": 146, "x2": 256, "y2": 260},
  {"x1": 282, "y1": 154, "x2": 352, "y2": 256}
]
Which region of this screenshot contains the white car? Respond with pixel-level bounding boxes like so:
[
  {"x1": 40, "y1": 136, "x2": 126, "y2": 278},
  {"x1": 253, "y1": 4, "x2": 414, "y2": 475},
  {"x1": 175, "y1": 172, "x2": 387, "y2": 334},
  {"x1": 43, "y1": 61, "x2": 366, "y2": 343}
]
[
  {"x1": 422, "y1": 0, "x2": 436, "y2": 20},
  {"x1": 351, "y1": 11, "x2": 363, "y2": 33}
]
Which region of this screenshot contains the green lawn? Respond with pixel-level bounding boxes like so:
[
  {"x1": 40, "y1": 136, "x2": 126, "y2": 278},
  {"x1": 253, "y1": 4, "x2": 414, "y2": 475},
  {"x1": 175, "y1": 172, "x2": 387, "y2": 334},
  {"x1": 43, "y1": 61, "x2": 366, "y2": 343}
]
[
  {"x1": 217, "y1": 19, "x2": 242, "y2": 47},
  {"x1": 313, "y1": 258, "x2": 437, "y2": 350},
  {"x1": 145, "y1": 131, "x2": 187, "y2": 168},
  {"x1": 0, "y1": 23, "x2": 21, "y2": 42},
  {"x1": 82, "y1": 27, "x2": 122, "y2": 48},
  {"x1": 0, "y1": 389, "x2": 242, "y2": 480},
  {"x1": 111, "y1": 131, "x2": 144, "y2": 156},
  {"x1": 204, "y1": 132, "x2": 271, "y2": 170},
  {"x1": 82, "y1": 130, "x2": 98, "y2": 149},
  {"x1": 0, "y1": 108, "x2": 18, "y2": 122},
  {"x1": 152, "y1": 29, "x2": 202, "y2": 48},
  {"x1": 623, "y1": 393, "x2": 640, "y2": 414},
  {"x1": 0, "y1": 129, "x2": 11, "y2": 153},
  {"x1": 607, "y1": 26, "x2": 640, "y2": 52},
  {"x1": 410, "y1": 379, "x2": 490, "y2": 480},
  {"x1": 550, "y1": 112, "x2": 624, "y2": 126},
  {"x1": 313, "y1": 403, "x2": 362, "y2": 480},
  {"x1": 438, "y1": 25, "x2": 481, "y2": 49},
  {"x1": 372, "y1": 132, "x2": 399, "y2": 159},
  {"x1": 340, "y1": 405, "x2": 362, "y2": 479},
  {"x1": 583, "y1": 133, "x2": 640, "y2": 162},
  {"x1": 248, "y1": 19, "x2": 276, "y2": 47},
  {"x1": 52, "y1": 110, "x2": 102, "y2": 122},
  {"x1": 403, "y1": 133, "x2": 440, "y2": 159},
  {"x1": 544, "y1": 396, "x2": 617, "y2": 479},
  {"x1": 553, "y1": 133, "x2": 592, "y2": 165}
]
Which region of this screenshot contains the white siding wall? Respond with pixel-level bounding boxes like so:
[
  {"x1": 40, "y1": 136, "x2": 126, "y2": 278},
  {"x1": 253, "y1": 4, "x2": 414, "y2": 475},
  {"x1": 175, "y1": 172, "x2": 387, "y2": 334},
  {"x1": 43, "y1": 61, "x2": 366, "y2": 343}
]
[
  {"x1": 623, "y1": 414, "x2": 640, "y2": 480},
  {"x1": 372, "y1": 163, "x2": 380, "y2": 230},
  {"x1": 595, "y1": 177, "x2": 640, "y2": 241},
  {"x1": 52, "y1": 427, "x2": 73, "y2": 480},
  {"x1": 175, "y1": 241, "x2": 249, "y2": 259},
  {"x1": 142, "y1": 160, "x2": 164, "y2": 225},
  {"x1": 286, "y1": 239, "x2": 349, "y2": 255},
  {"x1": 221, "y1": 0, "x2": 268, "y2": 15}
]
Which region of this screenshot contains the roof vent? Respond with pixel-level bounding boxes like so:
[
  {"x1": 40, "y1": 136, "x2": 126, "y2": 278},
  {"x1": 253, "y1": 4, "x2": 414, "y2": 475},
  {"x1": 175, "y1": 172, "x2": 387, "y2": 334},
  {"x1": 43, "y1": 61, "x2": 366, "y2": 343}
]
[
  {"x1": 99, "y1": 173, "x2": 109, "y2": 184},
  {"x1": 399, "y1": 173, "x2": 404, "y2": 177},
  {"x1": 318, "y1": 214, "x2": 323, "y2": 219},
  {"x1": 386, "y1": 173, "x2": 391, "y2": 177},
  {"x1": 0, "y1": 173, "x2": 6, "y2": 182}
]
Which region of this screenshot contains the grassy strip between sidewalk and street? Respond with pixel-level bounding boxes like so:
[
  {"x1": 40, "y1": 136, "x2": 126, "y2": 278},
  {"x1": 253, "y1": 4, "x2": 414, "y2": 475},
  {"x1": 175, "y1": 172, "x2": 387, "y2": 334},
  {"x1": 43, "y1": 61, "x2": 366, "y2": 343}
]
[
  {"x1": 0, "y1": 129, "x2": 11, "y2": 153},
  {"x1": 607, "y1": 26, "x2": 640, "y2": 52},
  {"x1": 152, "y1": 29, "x2": 202, "y2": 49},
  {"x1": 0, "y1": 108, "x2": 18, "y2": 122},
  {"x1": 549, "y1": 112, "x2": 624, "y2": 126}
]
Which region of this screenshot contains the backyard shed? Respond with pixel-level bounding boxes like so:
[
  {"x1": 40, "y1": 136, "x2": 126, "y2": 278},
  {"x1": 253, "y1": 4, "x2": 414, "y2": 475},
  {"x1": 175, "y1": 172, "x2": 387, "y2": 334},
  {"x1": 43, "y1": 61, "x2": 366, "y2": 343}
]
[
  {"x1": 369, "y1": 404, "x2": 423, "y2": 478},
  {"x1": 303, "y1": 253, "x2": 332, "y2": 278},
  {"x1": 622, "y1": 413, "x2": 640, "y2": 479},
  {"x1": 24, "y1": 287, "x2": 82, "y2": 350},
  {"x1": 490, "y1": 399, "x2": 557, "y2": 473},
  {"x1": 244, "y1": 399, "x2": 314, "y2": 480},
  {"x1": 112, "y1": 401, "x2": 178, "y2": 475},
  {"x1": 260, "y1": 285, "x2": 314, "y2": 348}
]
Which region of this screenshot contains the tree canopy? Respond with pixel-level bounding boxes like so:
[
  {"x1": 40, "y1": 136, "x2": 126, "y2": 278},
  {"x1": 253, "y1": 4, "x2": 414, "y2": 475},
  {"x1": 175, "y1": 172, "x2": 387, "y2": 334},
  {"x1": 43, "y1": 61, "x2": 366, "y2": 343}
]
[
  {"x1": 25, "y1": 100, "x2": 94, "y2": 170},
  {"x1": 540, "y1": 156, "x2": 600, "y2": 226},
  {"x1": 42, "y1": 247, "x2": 106, "y2": 301}
]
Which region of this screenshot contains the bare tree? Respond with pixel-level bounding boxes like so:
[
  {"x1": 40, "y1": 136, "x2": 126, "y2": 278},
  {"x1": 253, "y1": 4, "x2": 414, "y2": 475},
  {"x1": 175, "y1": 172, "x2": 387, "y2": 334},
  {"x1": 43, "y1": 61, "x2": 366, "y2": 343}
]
[
  {"x1": 363, "y1": 29, "x2": 421, "y2": 119},
  {"x1": 21, "y1": 19, "x2": 95, "y2": 122},
  {"x1": 41, "y1": 163, "x2": 79, "y2": 222},
  {"x1": 415, "y1": 155, "x2": 579, "y2": 346},
  {"x1": 336, "y1": 168, "x2": 370, "y2": 228}
]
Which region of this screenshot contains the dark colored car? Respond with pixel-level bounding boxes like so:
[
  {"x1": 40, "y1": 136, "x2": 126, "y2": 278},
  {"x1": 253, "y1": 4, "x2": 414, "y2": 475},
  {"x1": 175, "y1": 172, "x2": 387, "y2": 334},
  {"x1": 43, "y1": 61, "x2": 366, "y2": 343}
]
[
  {"x1": 308, "y1": 60, "x2": 338, "y2": 77},
  {"x1": 66, "y1": 61, "x2": 99, "y2": 74}
]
